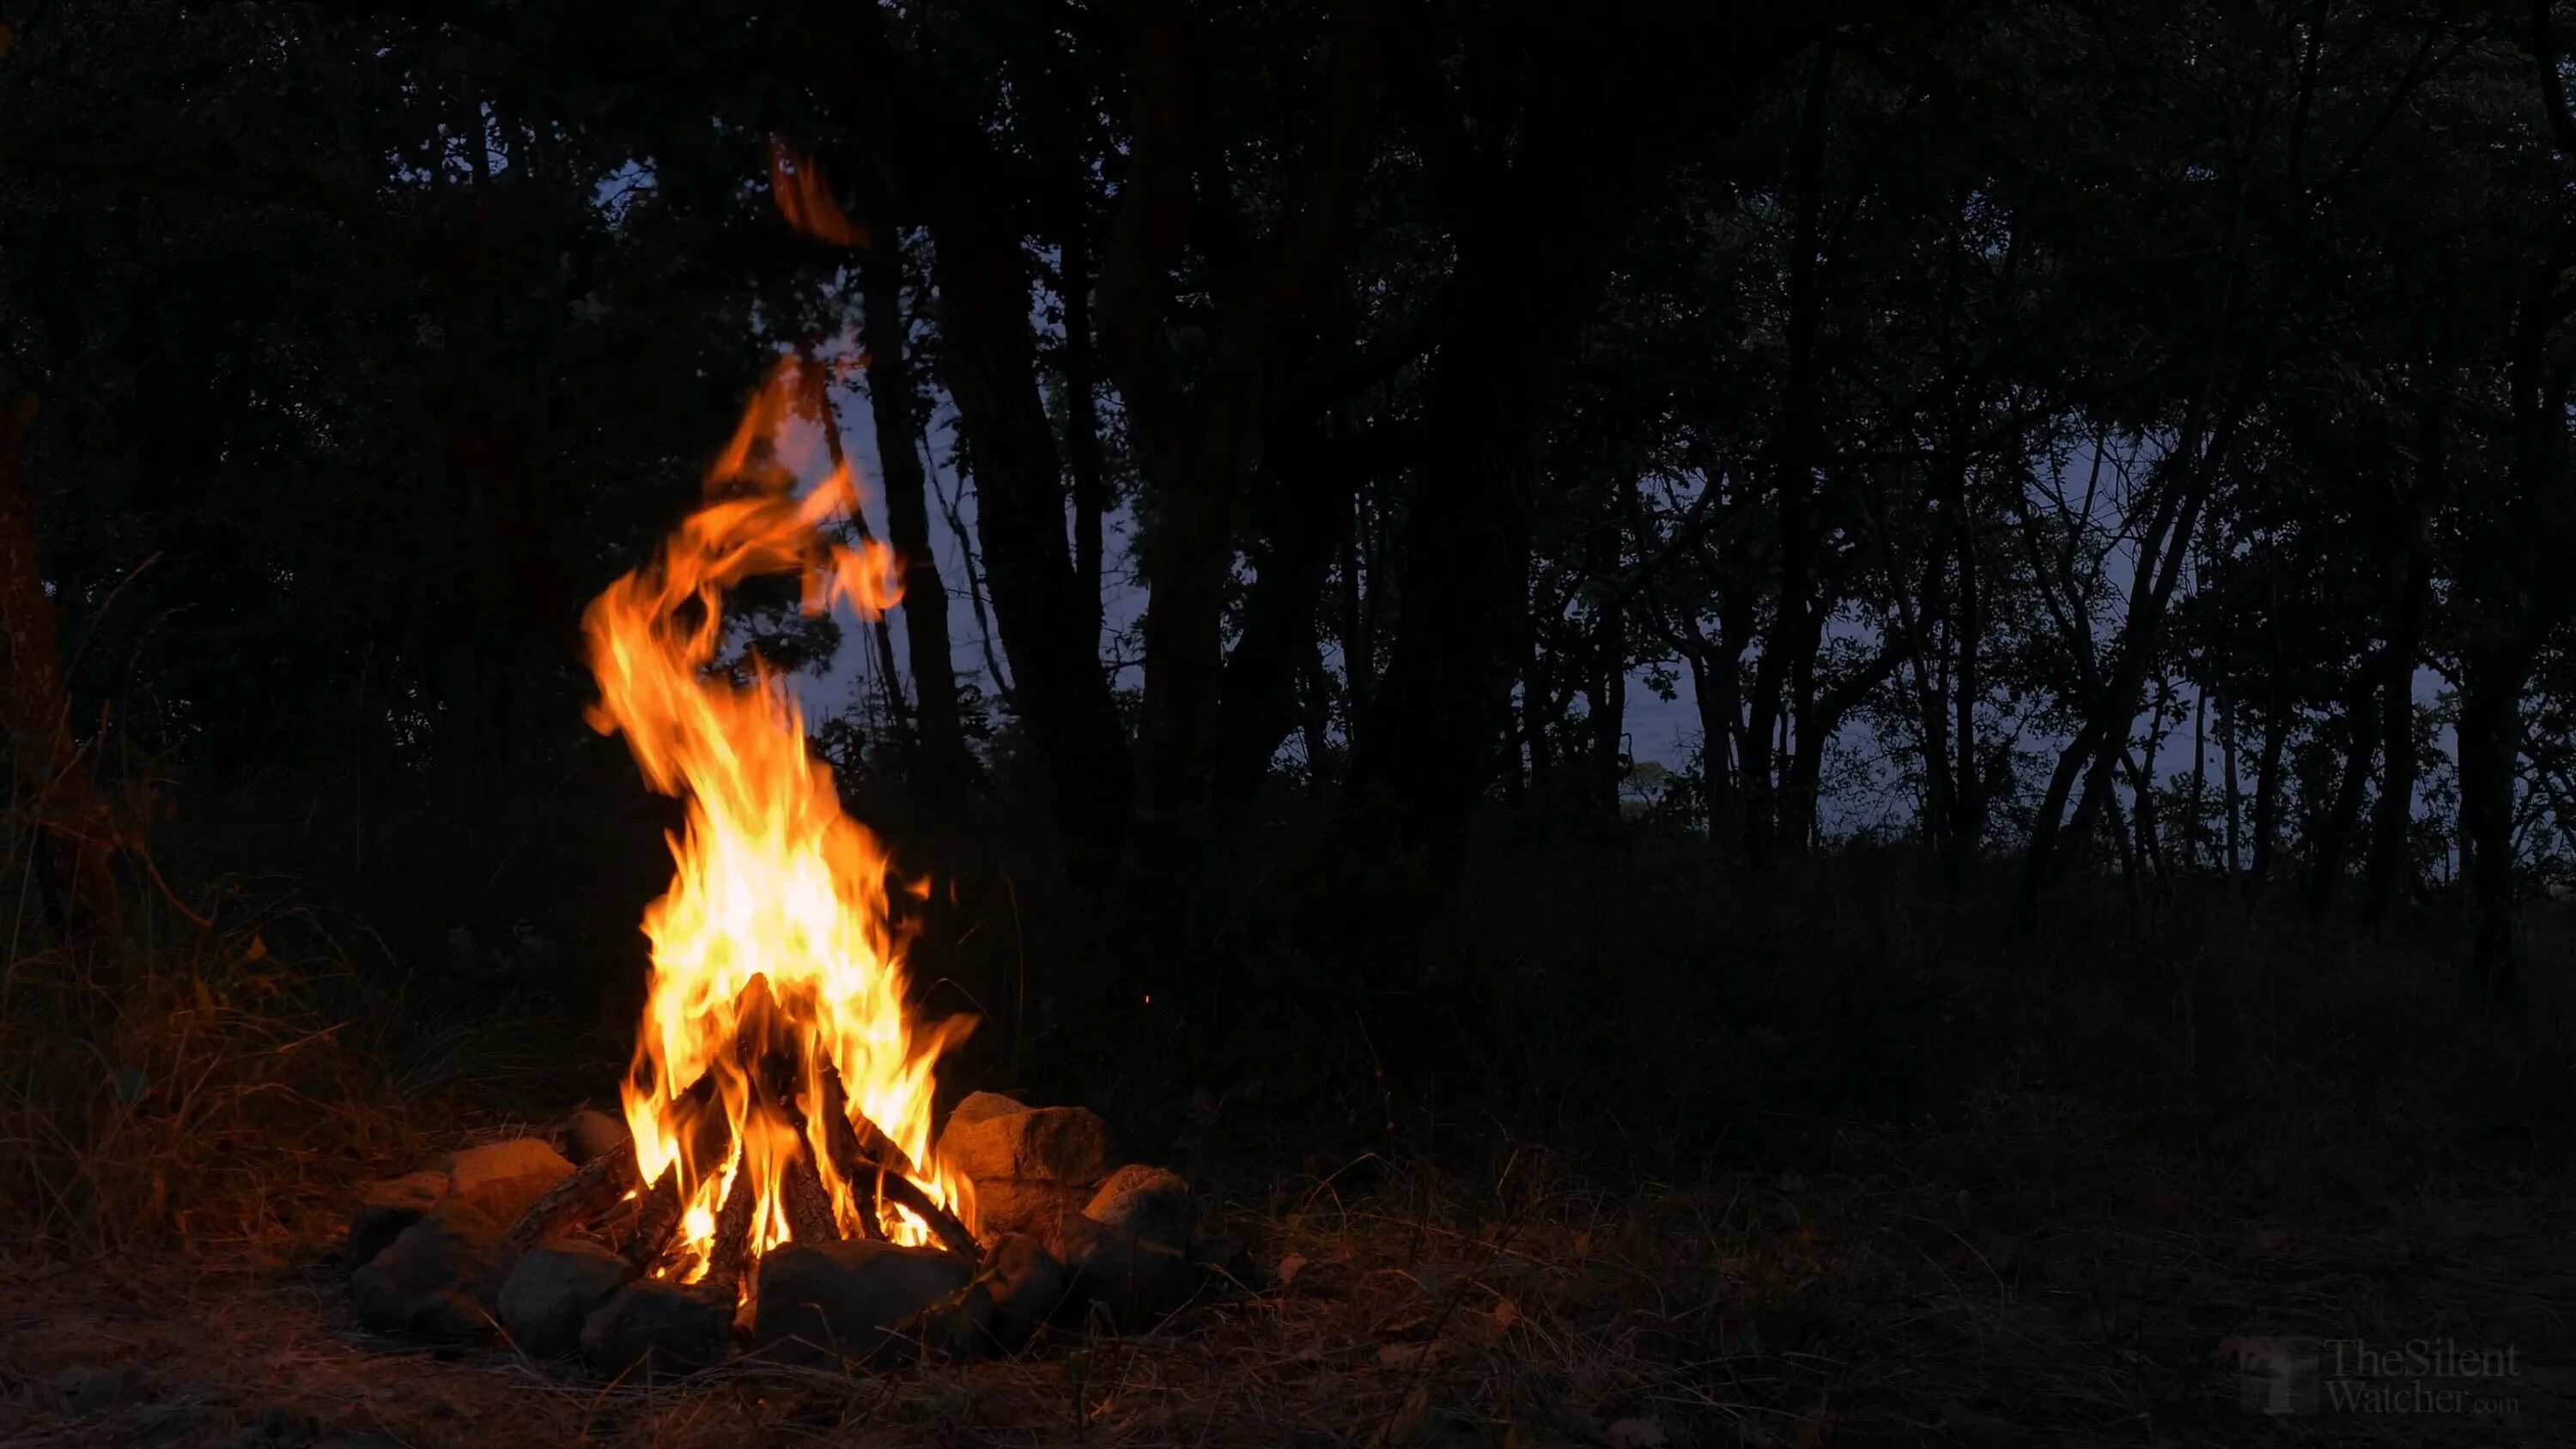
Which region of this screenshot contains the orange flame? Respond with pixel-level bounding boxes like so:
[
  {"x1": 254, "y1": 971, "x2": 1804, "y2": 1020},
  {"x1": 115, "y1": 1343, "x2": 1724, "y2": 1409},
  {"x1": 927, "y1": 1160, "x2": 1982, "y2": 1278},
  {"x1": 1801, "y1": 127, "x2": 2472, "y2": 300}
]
[
  {"x1": 767, "y1": 138, "x2": 869, "y2": 248},
  {"x1": 584, "y1": 357, "x2": 970, "y2": 1287}
]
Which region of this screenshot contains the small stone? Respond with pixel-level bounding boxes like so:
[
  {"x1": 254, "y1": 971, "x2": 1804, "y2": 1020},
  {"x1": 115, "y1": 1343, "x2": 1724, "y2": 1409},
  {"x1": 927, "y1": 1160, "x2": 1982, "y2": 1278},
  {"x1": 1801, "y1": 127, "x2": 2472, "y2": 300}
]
[
  {"x1": 349, "y1": 1199, "x2": 512, "y2": 1337},
  {"x1": 1082, "y1": 1165, "x2": 1191, "y2": 1252},
  {"x1": 936, "y1": 1100, "x2": 1111, "y2": 1186},
  {"x1": 976, "y1": 1233, "x2": 1071, "y2": 1350},
  {"x1": 498, "y1": 1240, "x2": 635, "y2": 1358},
  {"x1": 580, "y1": 1280, "x2": 732, "y2": 1377},
  {"x1": 1057, "y1": 1211, "x2": 1194, "y2": 1326},
  {"x1": 752, "y1": 1239, "x2": 976, "y2": 1366},
  {"x1": 47, "y1": 1364, "x2": 131, "y2": 1415},
  {"x1": 563, "y1": 1110, "x2": 629, "y2": 1167},
  {"x1": 441, "y1": 1137, "x2": 574, "y2": 1225}
]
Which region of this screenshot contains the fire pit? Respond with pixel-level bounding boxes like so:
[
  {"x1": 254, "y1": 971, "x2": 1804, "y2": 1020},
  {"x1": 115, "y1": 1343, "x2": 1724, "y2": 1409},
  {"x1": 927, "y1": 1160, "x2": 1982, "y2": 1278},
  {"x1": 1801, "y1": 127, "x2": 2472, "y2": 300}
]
[{"x1": 340, "y1": 363, "x2": 1228, "y2": 1375}]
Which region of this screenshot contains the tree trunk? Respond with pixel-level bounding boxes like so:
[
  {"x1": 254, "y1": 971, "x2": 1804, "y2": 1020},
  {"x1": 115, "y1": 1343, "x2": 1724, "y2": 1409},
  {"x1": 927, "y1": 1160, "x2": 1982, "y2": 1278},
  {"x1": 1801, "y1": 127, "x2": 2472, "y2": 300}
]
[
  {"x1": 1353, "y1": 265, "x2": 1571, "y2": 864},
  {"x1": 1585, "y1": 521, "x2": 1627, "y2": 818},
  {"x1": 2305, "y1": 655, "x2": 2379, "y2": 918},
  {"x1": 1212, "y1": 404, "x2": 1352, "y2": 813},
  {"x1": 929, "y1": 234, "x2": 1132, "y2": 874},
  {"x1": 1520, "y1": 595, "x2": 1558, "y2": 795},
  {"x1": 1948, "y1": 458, "x2": 1988, "y2": 870},
  {"x1": 2361, "y1": 376, "x2": 2445, "y2": 924},
  {"x1": 2188, "y1": 680, "x2": 2208, "y2": 874},
  {"x1": 2458, "y1": 658, "x2": 2524, "y2": 1004},
  {"x1": 1744, "y1": 42, "x2": 1835, "y2": 870},
  {"x1": 2247, "y1": 693, "x2": 2291, "y2": 887},
  {"x1": 1347, "y1": 5, "x2": 1788, "y2": 874},
  {"x1": 1059, "y1": 233, "x2": 1109, "y2": 640},
  {"x1": 805, "y1": 350, "x2": 914, "y2": 751},
  {"x1": 0, "y1": 394, "x2": 122, "y2": 958},
  {"x1": 1098, "y1": 0, "x2": 1377, "y2": 880},
  {"x1": 2222, "y1": 689, "x2": 2242, "y2": 878},
  {"x1": 859, "y1": 234, "x2": 975, "y2": 794},
  {"x1": 812, "y1": 3, "x2": 1133, "y2": 874}
]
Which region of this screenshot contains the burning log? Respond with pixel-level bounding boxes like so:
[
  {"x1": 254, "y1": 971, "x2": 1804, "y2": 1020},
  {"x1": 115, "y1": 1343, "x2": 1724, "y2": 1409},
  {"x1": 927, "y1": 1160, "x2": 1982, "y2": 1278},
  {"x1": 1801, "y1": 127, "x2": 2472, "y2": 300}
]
[
  {"x1": 820, "y1": 1062, "x2": 976, "y2": 1263},
  {"x1": 701, "y1": 1158, "x2": 762, "y2": 1294},
  {"x1": 502, "y1": 1139, "x2": 640, "y2": 1257},
  {"x1": 625, "y1": 1168, "x2": 684, "y2": 1273},
  {"x1": 782, "y1": 1149, "x2": 839, "y2": 1246}
]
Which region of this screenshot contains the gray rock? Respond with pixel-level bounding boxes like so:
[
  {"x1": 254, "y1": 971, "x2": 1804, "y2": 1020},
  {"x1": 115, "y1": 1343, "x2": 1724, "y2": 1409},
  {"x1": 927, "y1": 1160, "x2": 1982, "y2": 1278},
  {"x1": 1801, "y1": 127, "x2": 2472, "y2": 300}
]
[
  {"x1": 349, "y1": 1199, "x2": 511, "y2": 1337},
  {"x1": 344, "y1": 1172, "x2": 448, "y2": 1269},
  {"x1": 751, "y1": 1240, "x2": 975, "y2": 1366},
  {"x1": 975, "y1": 1233, "x2": 1071, "y2": 1350},
  {"x1": 936, "y1": 1100, "x2": 1111, "y2": 1186},
  {"x1": 440, "y1": 1137, "x2": 573, "y2": 1225},
  {"x1": 580, "y1": 1280, "x2": 732, "y2": 1377},
  {"x1": 563, "y1": 1110, "x2": 629, "y2": 1167},
  {"x1": 1081, "y1": 1165, "x2": 1192, "y2": 1252},
  {"x1": 1057, "y1": 1211, "x2": 1194, "y2": 1326},
  {"x1": 498, "y1": 1240, "x2": 634, "y2": 1358}
]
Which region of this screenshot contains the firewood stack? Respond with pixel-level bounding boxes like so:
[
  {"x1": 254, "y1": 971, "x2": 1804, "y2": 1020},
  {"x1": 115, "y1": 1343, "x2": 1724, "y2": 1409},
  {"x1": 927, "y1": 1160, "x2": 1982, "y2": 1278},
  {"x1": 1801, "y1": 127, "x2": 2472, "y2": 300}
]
[{"x1": 340, "y1": 1092, "x2": 1242, "y2": 1379}]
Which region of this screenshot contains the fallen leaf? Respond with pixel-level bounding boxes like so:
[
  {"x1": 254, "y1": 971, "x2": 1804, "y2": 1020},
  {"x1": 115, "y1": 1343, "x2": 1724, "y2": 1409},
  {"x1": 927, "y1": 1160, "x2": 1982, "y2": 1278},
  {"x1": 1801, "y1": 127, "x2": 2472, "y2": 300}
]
[
  {"x1": 1492, "y1": 1298, "x2": 1520, "y2": 1332},
  {"x1": 1276, "y1": 1252, "x2": 1307, "y2": 1286}
]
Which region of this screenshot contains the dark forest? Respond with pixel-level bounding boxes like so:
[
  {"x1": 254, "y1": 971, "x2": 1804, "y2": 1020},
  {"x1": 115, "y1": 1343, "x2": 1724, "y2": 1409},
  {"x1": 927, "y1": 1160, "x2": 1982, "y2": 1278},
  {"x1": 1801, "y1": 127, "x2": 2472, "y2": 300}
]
[{"x1": 3, "y1": 2, "x2": 2574, "y2": 1444}]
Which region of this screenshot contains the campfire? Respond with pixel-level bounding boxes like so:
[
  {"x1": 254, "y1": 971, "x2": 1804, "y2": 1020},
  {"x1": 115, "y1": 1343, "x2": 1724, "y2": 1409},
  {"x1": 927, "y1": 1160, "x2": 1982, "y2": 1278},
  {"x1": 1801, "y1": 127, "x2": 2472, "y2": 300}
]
[
  {"x1": 338, "y1": 363, "x2": 1222, "y2": 1376},
  {"x1": 581, "y1": 356, "x2": 977, "y2": 1287}
]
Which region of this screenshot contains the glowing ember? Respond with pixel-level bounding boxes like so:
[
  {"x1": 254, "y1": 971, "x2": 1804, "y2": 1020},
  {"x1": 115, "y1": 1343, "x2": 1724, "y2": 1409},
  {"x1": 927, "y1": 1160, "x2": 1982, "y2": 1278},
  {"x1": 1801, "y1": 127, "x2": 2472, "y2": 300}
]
[{"x1": 582, "y1": 357, "x2": 975, "y2": 1293}]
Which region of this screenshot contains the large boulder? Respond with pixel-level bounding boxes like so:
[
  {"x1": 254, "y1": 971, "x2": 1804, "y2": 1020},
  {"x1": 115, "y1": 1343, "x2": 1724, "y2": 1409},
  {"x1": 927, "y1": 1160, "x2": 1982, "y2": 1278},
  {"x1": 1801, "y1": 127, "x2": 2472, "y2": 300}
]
[
  {"x1": 442, "y1": 1137, "x2": 574, "y2": 1226},
  {"x1": 497, "y1": 1240, "x2": 634, "y2": 1359},
  {"x1": 344, "y1": 1171, "x2": 448, "y2": 1269},
  {"x1": 751, "y1": 1240, "x2": 977, "y2": 1367},
  {"x1": 349, "y1": 1199, "x2": 512, "y2": 1337},
  {"x1": 580, "y1": 1281, "x2": 733, "y2": 1377},
  {"x1": 936, "y1": 1094, "x2": 1112, "y2": 1242}
]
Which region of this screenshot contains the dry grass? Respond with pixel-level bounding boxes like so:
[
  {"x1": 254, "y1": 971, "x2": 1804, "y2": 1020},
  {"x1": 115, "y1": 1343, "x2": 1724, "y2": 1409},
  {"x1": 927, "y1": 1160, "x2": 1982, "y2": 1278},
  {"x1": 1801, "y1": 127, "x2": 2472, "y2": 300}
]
[
  {"x1": 2, "y1": 1097, "x2": 2570, "y2": 1447},
  {"x1": 4, "y1": 834, "x2": 2573, "y2": 1446}
]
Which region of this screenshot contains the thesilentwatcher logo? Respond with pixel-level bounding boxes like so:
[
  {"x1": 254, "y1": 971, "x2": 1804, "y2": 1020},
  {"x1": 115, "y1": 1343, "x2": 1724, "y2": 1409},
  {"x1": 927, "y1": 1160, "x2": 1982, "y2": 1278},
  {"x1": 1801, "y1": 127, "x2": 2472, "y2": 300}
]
[
  {"x1": 2225, "y1": 1336, "x2": 2519, "y2": 1417},
  {"x1": 2224, "y1": 1337, "x2": 2318, "y2": 1415}
]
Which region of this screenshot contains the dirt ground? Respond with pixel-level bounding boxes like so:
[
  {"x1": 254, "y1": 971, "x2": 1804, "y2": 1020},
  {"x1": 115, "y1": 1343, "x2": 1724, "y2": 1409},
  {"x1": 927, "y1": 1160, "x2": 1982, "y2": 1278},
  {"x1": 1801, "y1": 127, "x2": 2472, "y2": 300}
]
[{"x1": 3, "y1": 1107, "x2": 2570, "y2": 1449}]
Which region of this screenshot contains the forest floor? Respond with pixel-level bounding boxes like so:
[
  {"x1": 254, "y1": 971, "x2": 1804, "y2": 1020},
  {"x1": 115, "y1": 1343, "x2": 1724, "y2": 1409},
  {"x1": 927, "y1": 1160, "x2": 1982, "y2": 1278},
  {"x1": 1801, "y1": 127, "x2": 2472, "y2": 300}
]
[{"x1": 3, "y1": 1087, "x2": 2570, "y2": 1449}]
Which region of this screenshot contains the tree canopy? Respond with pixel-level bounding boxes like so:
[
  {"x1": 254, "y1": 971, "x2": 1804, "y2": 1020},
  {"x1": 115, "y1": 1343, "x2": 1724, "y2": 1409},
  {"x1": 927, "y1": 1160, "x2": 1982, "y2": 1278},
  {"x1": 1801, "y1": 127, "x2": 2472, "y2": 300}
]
[{"x1": 8, "y1": 0, "x2": 2576, "y2": 1022}]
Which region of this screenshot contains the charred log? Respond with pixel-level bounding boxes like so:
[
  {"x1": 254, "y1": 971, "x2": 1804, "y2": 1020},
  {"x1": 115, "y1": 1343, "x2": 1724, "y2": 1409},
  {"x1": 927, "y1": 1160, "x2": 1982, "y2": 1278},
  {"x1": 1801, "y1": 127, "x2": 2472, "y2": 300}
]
[
  {"x1": 782, "y1": 1146, "x2": 840, "y2": 1246},
  {"x1": 700, "y1": 1155, "x2": 761, "y2": 1294},
  {"x1": 503, "y1": 1138, "x2": 640, "y2": 1256},
  {"x1": 624, "y1": 1168, "x2": 684, "y2": 1273},
  {"x1": 819, "y1": 1062, "x2": 976, "y2": 1263}
]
